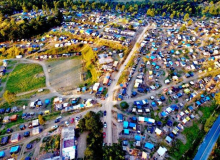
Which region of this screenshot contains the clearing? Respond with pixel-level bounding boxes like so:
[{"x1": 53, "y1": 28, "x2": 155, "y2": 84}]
[
  {"x1": 46, "y1": 58, "x2": 82, "y2": 92},
  {"x1": 6, "y1": 63, "x2": 45, "y2": 93}
]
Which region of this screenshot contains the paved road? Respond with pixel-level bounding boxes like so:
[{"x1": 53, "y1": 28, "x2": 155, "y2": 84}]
[
  {"x1": 103, "y1": 23, "x2": 151, "y2": 145},
  {"x1": 194, "y1": 115, "x2": 220, "y2": 160}
]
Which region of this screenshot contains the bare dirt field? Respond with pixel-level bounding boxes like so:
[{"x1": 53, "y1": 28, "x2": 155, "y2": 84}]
[
  {"x1": 77, "y1": 131, "x2": 89, "y2": 158},
  {"x1": 46, "y1": 58, "x2": 82, "y2": 92}
]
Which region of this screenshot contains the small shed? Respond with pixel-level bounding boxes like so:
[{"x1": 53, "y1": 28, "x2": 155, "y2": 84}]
[
  {"x1": 10, "y1": 146, "x2": 20, "y2": 154},
  {"x1": 3, "y1": 116, "x2": 10, "y2": 124},
  {"x1": 10, "y1": 115, "x2": 18, "y2": 121},
  {"x1": 157, "y1": 147, "x2": 167, "y2": 157},
  {"x1": 0, "y1": 151, "x2": 5, "y2": 158},
  {"x1": 123, "y1": 121, "x2": 128, "y2": 129},
  {"x1": 124, "y1": 129, "x2": 129, "y2": 135}
]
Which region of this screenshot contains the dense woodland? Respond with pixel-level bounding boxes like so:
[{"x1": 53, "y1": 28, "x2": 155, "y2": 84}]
[{"x1": 0, "y1": 0, "x2": 220, "y2": 42}]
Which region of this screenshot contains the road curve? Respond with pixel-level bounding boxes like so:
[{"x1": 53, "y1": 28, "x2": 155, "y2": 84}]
[{"x1": 194, "y1": 115, "x2": 220, "y2": 160}]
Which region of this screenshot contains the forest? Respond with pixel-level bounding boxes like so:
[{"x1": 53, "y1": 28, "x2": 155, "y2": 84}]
[{"x1": 0, "y1": 0, "x2": 219, "y2": 42}]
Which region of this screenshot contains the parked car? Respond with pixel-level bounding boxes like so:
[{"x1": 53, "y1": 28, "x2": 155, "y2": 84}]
[
  {"x1": 6, "y1": 128, "x2": 13, "y2": 133},
  {"x1": 103, "y1": 132, "x2": 106, "y2": 138},
  {"x1": 104, "y1": 111, "x2": 107, "y2": 116},
  {"x1": 104, "y1": 122, "x2": 107, "y2": 128},
  {"x1": 65, "y1": 121, "x2": 69, "y2": 126},
  {"x1": 5, "y1": 108, "x2": 11, "y2": 113},
  {"x1": 23, "y1": 131, "x2": 30, "y2": 137},
  {"x1": 51, "y1": 125, "x2": 59, "y2": 130},
  {"x1": 26, "y1": 143, "x2": 32, "y2": 150},
  {"x1": 54, "y1": 119, "x2": 60, "y2": 123}
]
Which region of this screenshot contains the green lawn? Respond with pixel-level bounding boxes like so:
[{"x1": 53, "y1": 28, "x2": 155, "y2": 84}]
[{"x1": 6, "y1": 63, "x2": 46, "y2": 93}]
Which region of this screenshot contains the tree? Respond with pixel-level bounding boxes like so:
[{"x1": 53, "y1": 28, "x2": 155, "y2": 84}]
[
  {"x1": 215, "y1": 93, "x2": 220, "y2": 106},
  {"x1": 187, "y1": 19, "x2": 193, "y2": 25},
  {"x1": 38, "y1": 115, "x2": 45, "y2": 125},
  {"x1": 3, "y1": 90, "x2": 16, "y2": 104},
  {"x1": 170, "y1": 14, "x2": 174, "y2": 19},
  {"x1": 120, "y1": 101, "x2": 129, "y2": 109},
  {"x1": 184, "y1": 13, "x2": 189, "y2": 21},
  {"x1": 103, "y1": 143, "x2": 125, "y2": 160},
  {"x1": 162, "y1": 12, "x2": 166, "y2": 17}
]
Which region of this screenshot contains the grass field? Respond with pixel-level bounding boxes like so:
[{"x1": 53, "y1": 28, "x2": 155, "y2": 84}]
[{"x1": 6, "y1": 63, "x2": 46, "y2": 93}]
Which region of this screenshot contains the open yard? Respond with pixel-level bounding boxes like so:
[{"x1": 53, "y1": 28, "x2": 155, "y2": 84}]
[
  {"x1": 46, "y1": 58, "x2": 82, "y2": 92},
  {"x1": 6, "y1": 63, "x2": 45, "y2": 93}
]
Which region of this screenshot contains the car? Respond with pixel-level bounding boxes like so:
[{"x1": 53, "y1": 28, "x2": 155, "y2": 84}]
[
  {"x1": 104, "y1": 122, "x2": 107, "y2": 128},
  {"x1": 26, "y1": 143, "x2": 32, "y2": 150},
  {"x1": 22, "y1": 113, "x2": 27, "y2": 119},
  {"x1": 105, "y1": 94, "x2": 108, "y2": 98},
  {"x1": 5, "y1": 108, "x2": 11, "y2": 113},
  {"x1": 70, "y1": 118, "x2": 75, "y2": 124},
  {"x1": 1, "y1": 136, "x2": 9, "y2": 145},
  {"x1": 54, "y1": 119, "x2": 60, "y2": 123},
  {"x1": 56, "y1": 116, "x2": 62, "y2": 120},
  {"x1": 28, "y1": 123, "x2": 33, "y2": 129},
  {"x1": 6, "y1": 128, "x2": 13, "y2": 133},
  {"x1": 51, "y1": 125, "x2": 59, "y2": 130},
  {"x1": 107, "y1": 80, "x2": 112, "y2": 86},
  {"x1": 103, "y1": 132, "x2": 106, "y2": 138},
  {"x1": 75, "y1": 117, "x2": 80, "y2": 121},
  {"x1": 104, "y1": 111, "x2": 107, "y2": 116},
  {"x1": 20, "y1": 124, "x2": 26, "y2": 130},
  {"x1": 89, "y1": 91, "x2": 93, "y2": 94},
  {"x1": 65, "y1": 121, "x2": 69, "y2": 126},
  {"x1": 23, "y1": 131, "x2": 30, "y2": 137}
]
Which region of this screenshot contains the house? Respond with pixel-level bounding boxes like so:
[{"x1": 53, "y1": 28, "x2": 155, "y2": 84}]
[
  {"x1": 144, "y1": 142, "x2": 154, "y2": 150},
  {"x1": 165, "y1": 136, "x2": 172, "y2": 144},
  {"x1": 3, "y1": 116, "x2": 10, "y2": 124},
  {"x1": 157, "y1": 146, "x2": 167, "y2": 157},
  {"x1": 10, "y1": 133, "x2": 20, "y2": 143},
  {"x1": 32, "y1": 127, "x2": 40, "y2": 135}
]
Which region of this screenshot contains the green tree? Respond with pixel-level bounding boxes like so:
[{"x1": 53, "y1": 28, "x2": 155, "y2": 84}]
[
  {"x1": 103, "y1": 143, "x2": 125, "y2": 160},
  {"x1": 162, "y1": 12, "x2": 166, "y2": 17},
  {"x1": 184, "y1": 13, "x2": 189, "y2": 21},
  {"x1": 38, "y1": 115, "x2": 45, "y2": 125},
  {"x1": 120, "y1": 101, "x2": 129, "y2": 109},
  {"x1": 188, "y1": 19, "x2": 193, "y2": 25},
  {"x1": 170, "y1": 14, "x2": 174, "y2": 19},
  {"x1": 215, "y1": 93, "x2": 220, "y2": 105},
  {"x1": 3, "y1": 90, "x2": 16, "y2": 104}
]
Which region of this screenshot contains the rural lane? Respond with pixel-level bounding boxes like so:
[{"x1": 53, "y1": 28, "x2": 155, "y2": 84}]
[{"x1": 103, "y1": 23, "x2": 151, "y2": 145}]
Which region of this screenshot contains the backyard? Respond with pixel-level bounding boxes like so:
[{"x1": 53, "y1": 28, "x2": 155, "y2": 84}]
[{"x1": 6, "y1": 63, "x2": 45, "y2": 93}]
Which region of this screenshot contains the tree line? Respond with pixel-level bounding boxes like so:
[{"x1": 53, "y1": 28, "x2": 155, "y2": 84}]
[{"x1": 0, "y1": 0, "x2": 220, "y2": 17}]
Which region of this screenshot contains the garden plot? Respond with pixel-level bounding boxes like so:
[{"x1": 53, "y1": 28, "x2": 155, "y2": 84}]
[{"x1": 46, "y1": 58, "x2": 82, "y2": 92}]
